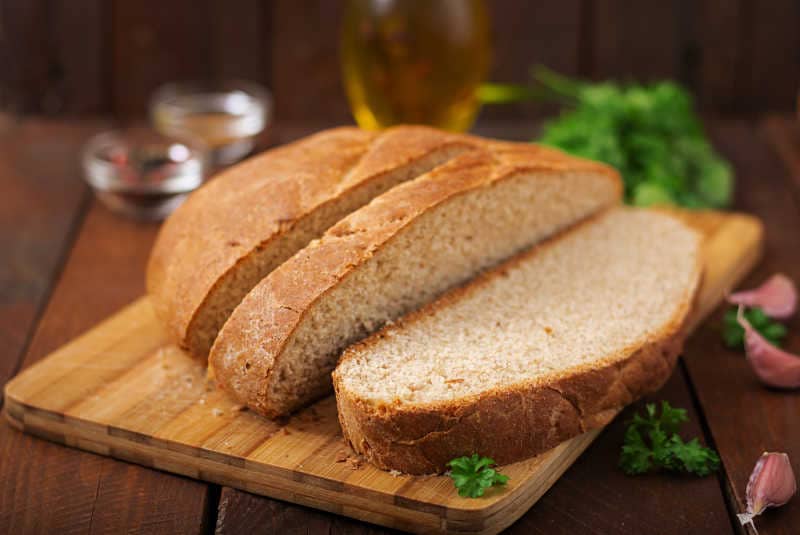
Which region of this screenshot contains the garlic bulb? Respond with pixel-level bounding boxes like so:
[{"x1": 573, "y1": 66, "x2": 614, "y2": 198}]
[
  {"x1": 728, "y1": 274, "x2": 797, "y2": 319},
  {"x1": 737, "y1": 452, "x2": 796, "y2": 531},
  {"x1": 737, "y1": 306, "x2": 800, "y2": 389}
]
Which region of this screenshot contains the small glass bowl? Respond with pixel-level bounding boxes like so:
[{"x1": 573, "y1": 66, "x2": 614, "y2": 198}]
[
  {"x1": 82, "y1": 128, "x2": 208, "y2": 221},
  {"x1": 150, "y1": 80, "x2": 272, "y2": 165}
]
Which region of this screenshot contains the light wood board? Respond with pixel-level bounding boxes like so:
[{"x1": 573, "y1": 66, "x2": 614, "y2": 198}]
[{"x1": 4, "y1": 210, "x2": 763, "y2": 534}]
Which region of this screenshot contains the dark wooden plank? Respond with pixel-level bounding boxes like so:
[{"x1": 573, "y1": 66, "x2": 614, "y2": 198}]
[
  {"x1": 693, "y1": 1, "x2": 800, "y2": 116},
  {"x1": 208, "y1": 0, "x2": 270, "y2": 85},
  {"x1": 269, "y1": 0, "x2": 349, "y2": 123},
  {"x1": 0, "y1": 121, "x2": 101, "y2": 401},
  {"x1": 587, "y1": 0, "x2": 683, "y2": 82},
  {"x1": 216, "y1": 490, "x2": 400, "y2": 534},
  {"x1": 693, "y1": 0, "x2": 745, "y2": 114},
  {"x1": 480, "y1": 0, "x2": 582, "y2": 120},
  {"x1": 111, "y1": 0, "x2": 272, "y2": 118},
  {"x1": 111, "y1": 0, "x2": 213, "y2": 118},
  {"x1": 680, "y1": 120, "x2": 800, "y2": 535},
  {"x1": 762, "y1": 116, "x2": 800, "y2": 187},
  {"x1": 745, "y1": 1, "x2": 800, "y2": 114},
  {"x1": 0, "y1": 199, "x2": 212, "y2": 534},
  {"x1": 0, "y1": 0, "x2": 107, "y2": 115},
  {"x1": 50, "y1": 0, "x2": 109, "y2": 115}
]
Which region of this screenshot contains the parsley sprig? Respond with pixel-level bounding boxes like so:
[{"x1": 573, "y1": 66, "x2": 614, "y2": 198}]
[
  {"x1": 447, "y1": 454, "x2": 509, "y2": 498},
  {"x1": 479, "y1": 66, "x2": 733, "y2": 209},
  {"x1": 619, "y1": 401, "x2": 720, "y2": 476},
  {"x1": 722, "y1": 306, "x2": 787, "y2": 349}
]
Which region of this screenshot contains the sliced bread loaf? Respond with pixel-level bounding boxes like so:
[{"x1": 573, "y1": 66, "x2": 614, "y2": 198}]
[
  {"x1": 333, "y1": 208, "x2": 702, "y2": 474},
  {"x1": 147, "y1": 126, "x2": 475, "y2": 357},
  {"x1": 209, "y1": 142, "x2": 622, "y2": 418}
]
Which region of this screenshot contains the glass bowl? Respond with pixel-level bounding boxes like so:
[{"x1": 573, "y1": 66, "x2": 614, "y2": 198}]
[
  {"x1": 150, "y1": 80, "x2": 272, "y2": 165},
  {"x1": 82, "y1": 128, "x2": 208, "y2": 221}
]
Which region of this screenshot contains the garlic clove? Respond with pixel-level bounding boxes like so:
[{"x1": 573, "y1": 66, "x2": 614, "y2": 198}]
[
  {"x1": 728, "y1": 273, "x2": 797, "y2": 319},
  {"x1": 737, "y1": 452, "x2": 797, "y2": 530},
  {"x1": 736, "y1": 306, "x2": 800, "y2": 389}
]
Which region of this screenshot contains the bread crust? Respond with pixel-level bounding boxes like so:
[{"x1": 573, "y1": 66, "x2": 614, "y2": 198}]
[
  {"x1": 147, "y1": 126, "x2": 479, "y2": 357},
  {"x1": 332, "y1": 210, "x2": 702, "y2": 474},
  {"x1": 209, "y1": 139, "x2": 622, "y2": 418}
]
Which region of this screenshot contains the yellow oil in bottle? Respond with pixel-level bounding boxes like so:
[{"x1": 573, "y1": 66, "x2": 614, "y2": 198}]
[{"x1": 341, "y1": 0, "x2": 491, "y2": 132}]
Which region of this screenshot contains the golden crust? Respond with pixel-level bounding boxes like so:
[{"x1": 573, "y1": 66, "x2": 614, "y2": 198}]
[
  {"x1": 332, "y1": 210, "x2": 702, "y2": 474},
  {"x1": 147, "y1": 125, "x2": 482, "y2": 357},
  {"x1": 208, "y1": 133, "x2": 621, "y2": 418}
]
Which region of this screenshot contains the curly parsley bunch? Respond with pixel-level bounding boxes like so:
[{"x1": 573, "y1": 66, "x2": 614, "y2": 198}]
[
  {"x1": 480, "y1": 67, "x2": 734, "y2": 209},
  {"x1": 620, "y1": 401, "x2": 720, "y2": 476}
]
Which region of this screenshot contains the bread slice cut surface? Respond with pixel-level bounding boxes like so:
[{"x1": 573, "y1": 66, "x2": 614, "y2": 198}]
[
  {"x1": 147, "y1": 126, "x2": 473, "y2": 357},
  {"x1": 333, "y1": 208, "x2": 702, "y2": 474},
  {"x1": 210, "y1": 141, "x2": 622, "y2": 418}
]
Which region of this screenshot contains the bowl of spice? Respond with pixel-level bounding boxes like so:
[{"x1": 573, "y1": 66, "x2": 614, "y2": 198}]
[
  {"x1": 150, "y1": 80, "x2": 271, "y2": 165},
  {"x1": 82, "y1": 128, "x2": 208, "y2": 220}
]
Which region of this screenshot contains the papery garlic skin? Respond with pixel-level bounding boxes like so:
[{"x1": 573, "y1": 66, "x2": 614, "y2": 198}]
[
  {"x1": 728, "y1": 273, "x2": 797, "y2": 319},
  {"x1": 738, "y1": 452, "x2": 797, "y2": 529},
  {"x1": 737, "y1": 306, "x2": 800, "y2": 389}
]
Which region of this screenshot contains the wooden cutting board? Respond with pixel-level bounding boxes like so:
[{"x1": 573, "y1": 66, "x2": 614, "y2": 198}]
[{"x1": 4, "y1": 210, "x2": 763, "y2": 535}]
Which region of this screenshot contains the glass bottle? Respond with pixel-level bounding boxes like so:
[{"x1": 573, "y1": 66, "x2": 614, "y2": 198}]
[{"x1": 341, "y1": 0, "x2": 491, "y2": 132}]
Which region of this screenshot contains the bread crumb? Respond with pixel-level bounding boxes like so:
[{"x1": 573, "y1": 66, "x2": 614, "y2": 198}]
[
  {"x1": 211, "y1": 408, "x2": 224, "y2": 417},
  {"x1": 230, "y1": 404, "x2": 247, "y2": 412},
  {"x1": 388, "y1": 469, "x2": 402, "y2": 477},
  {"x1": 334, "y1": 450, "x2": 349, "y2": 463},
  {"x1": 198, "y1": 398, "x2": 206, "y2": 405},
  {"x1": 346, "y1": 456, "x2": 363, "y2": 470},
  {"x1": 544, "y1": 326, "x2": 553, "y2": 335},
  {"x1": 279, "y1": 427, "x2": 291, "y2": 436}
]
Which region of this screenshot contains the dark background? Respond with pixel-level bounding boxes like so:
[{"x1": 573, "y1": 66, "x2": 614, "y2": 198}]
[{"x1": 1, "y1": 0, "x2": 799, "y2": 123}]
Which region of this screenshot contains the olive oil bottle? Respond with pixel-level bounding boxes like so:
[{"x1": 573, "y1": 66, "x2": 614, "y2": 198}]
[{"x1": 341, "y1": 0, "x2": 491, "y2": 132}]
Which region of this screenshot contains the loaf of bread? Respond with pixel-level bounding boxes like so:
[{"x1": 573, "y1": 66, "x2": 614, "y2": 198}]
[
  {"x1": 333, "y1": 208, "x2": 702, "y2": 474},
  {"x1": 209, "y1": 139, "x2": 622, "y2": 418},
  {"x1": 147, "y1": 126, "x2": 476, "y2": 357}
]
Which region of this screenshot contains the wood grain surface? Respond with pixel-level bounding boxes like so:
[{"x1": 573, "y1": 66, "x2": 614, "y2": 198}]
[
  {"x1": 0, "y1": 121, "x2": 101, "y2": 398},
  {"x1": 4, "y1": 209, "x2": 762, "y2": 534},
  {"x1": 679, "y1": 120, "x2": 800, "y2": 535},
  {"x1": 0, "y1": 200, "x2": 213, "y2": 534},
  {"x1": 3, "y1": 1, "x2": 798, "y2": 119},
  {"x1": 3, "y1": 118, "x2": 800, "y2": 533}
]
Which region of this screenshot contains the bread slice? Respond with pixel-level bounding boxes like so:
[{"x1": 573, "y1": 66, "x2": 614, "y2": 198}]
[
  {"x1": 209, "y1": 142, "x2": 622, "y2": 418},
  {"x1": 147, "y1": 126, "x2": 475, "y2": 357},
  {"x1": 333, "y1": 208, "x2": 702, "y2": 474}
]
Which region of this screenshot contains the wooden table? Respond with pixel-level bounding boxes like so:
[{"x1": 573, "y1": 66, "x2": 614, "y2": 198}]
[{"x1": 1, "y1": 117, "x2": 799, "y2": 534}]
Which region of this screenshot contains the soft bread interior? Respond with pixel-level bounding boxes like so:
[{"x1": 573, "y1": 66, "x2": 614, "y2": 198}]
[
  {"x1": 335, "y1": 209, "x2": 701, "y2": 406},
  {"x1": 260, "y1": 170, "x2": 620, "y2": 415},
  {"x1": 186, "y1": 146, "x2": 465, "y2": 356}
]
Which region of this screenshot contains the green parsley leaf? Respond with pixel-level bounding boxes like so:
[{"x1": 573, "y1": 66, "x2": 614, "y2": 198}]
[
  {"x1": 619, "y1": 425, "x2": 652, "y2": 475},
  {"x1": 619, "y1": 401, "x2": 720, "y2": 477},
  {"x1": 669, "y1": 437, "x2": 721, "y2": 476},
  {"x1": 447, "y1": 454, "x2": 509, "y2": 498},
  {"x1": 722, "y1": 306, "x2": 787, "y2": 349},
  {"x1": 656, "y1": 402, "x2": 688, "y2": 435},
  {"x1": 478, "y1": 67, "x2": 733, "y2": 209}
]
